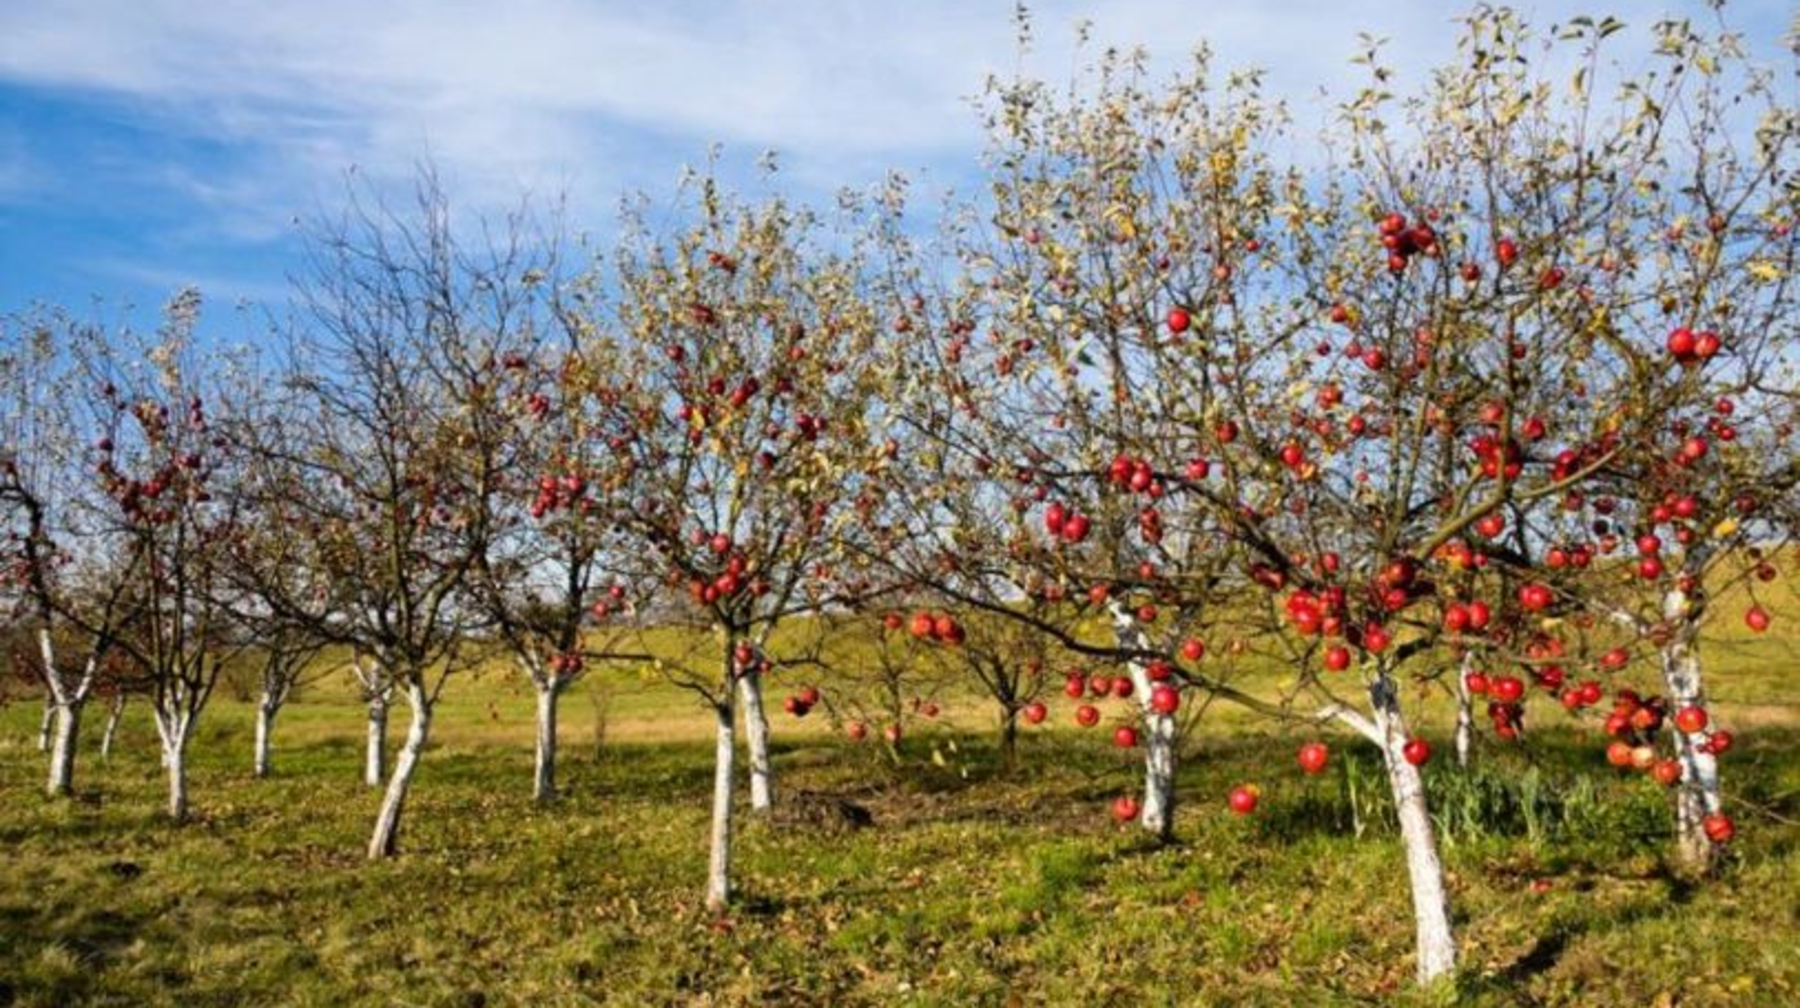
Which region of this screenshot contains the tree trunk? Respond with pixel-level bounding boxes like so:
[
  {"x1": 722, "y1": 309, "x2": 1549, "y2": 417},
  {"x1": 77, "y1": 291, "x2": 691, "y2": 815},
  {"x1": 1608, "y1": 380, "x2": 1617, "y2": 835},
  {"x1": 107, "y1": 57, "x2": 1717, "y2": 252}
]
[
  {"x1": 1113, "y1": 609, "x2": 1176, "y2": 840},
  {"x1": 100, "y1": 694, "x2": 124, "y2": 761},
  {"x1": 533, "y1": 682, "x2": 560, "y2": 803},
  {"x1": 253, "y1": 695, "x2": 279, "y2": 778},
  {"x1": 1661, "y1": 609, "x2": 1722, "y2": 873},
  {"x1": 1453, "y1": 652, "x2": 1475, "y2": 769},
  {"x1": 998, "y1": 707, "x2": 1018, "y2": 774},
  {"x1": 45, "y1": 699, "x2": 83, "y2": 797},
  {"x1": 738, "y1": 668, "x2": 774, "y2": 813},
  {"x1": 365, "y1": 693, "x2": 389, "y2": 788},
  {"x1": 152, "y1": 708, "x2": 172, "y2": 768},
  {"x1": 37, "y1": 696, "x2": 54, "y2": 753},
  {"x1": 1370, "y1": 673, "x2": 1456, "y2": 985},
  {"x1": 160, "y1": 714, "x2": 192, "y2": 822},
  {"x1": 705, "y1": 699, "x2": 736, "y2": 914},
  {"x1": 367, "y1": 682, "x2": 431, "y2": 860}
]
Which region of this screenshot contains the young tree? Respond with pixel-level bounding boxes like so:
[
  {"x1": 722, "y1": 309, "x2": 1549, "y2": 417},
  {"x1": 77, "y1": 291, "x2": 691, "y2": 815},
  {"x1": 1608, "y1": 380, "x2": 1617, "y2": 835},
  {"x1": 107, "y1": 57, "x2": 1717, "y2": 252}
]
[
  {"x1": 860, "y1": 28, "x2": 1265, "y2": 843},
  {"x1": 244, "y1": 174, "x2": 536, "y2": 857},
  {"x1": 472, "y1": 320, "x2": 653, "y2": 802},
  {"x1": 585, "y1": 173, "x2": 889, "y2": 911},
  {"x1": 76, "y1": 290, "x2": 256, "y2": 820},
  {"x1": 0, "y1": 309, "x2": 147, "y2": 797},
  {"x1": 246, "y1": 626, "x2": 329, "y2": 779},
  {"x1": 809, "y1": 608, "x2": 958, "y2": 762},
  {"x1": 1415, "y1": 10, "x2": 1800, "y2": 874},
  {"x1": 941, "y1": 613, "x2": 1053, "y2": 773}
]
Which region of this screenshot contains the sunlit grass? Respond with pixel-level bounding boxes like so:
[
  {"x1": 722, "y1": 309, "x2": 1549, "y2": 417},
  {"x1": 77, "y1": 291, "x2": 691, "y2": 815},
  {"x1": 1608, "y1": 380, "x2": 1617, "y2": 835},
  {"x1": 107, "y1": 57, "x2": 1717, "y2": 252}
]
[{"x1": 2, "y1": 672, "x2": 1798, "y2": 1005}]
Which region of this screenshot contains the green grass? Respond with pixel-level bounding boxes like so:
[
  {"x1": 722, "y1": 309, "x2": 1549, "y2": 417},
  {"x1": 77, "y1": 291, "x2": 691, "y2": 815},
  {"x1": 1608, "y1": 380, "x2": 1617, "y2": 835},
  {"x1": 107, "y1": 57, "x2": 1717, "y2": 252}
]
[{"x1": 3, "y1": 675, "x2": 1799, "y2": 1006}]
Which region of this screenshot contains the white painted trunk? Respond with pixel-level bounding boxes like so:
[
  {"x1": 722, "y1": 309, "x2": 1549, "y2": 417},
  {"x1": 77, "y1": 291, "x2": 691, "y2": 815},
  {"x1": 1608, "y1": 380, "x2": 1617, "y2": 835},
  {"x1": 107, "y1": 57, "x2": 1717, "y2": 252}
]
[
  {"x1": 533, "y1": 683, "x2": 560, "y2": 803},
  {"x1": 1453, "y1": 653, "x2": 1475, "y2": 769},
  {"x1": 1660, "y1": 606, "x2": 1722, "y2": 872},
  {"x1": 254, "y1": 696, "x2": 278, "y2": 778},
  {"x1": 161, "y1": 718, "x2": 192, "y2": 821},
  {"x1": 367, "y1": 683, "x2": 432, "y2": 859},
  {"x1": 152, "y1": 709, "x2": 172, "y2": 768},
  {"x1": 1370, "y1": 674, "x2": 1456, "y2": 985},
  {"x1": 100, "y1": 695, "x2": 124, "y2": 760},
  {"x1": 45, "y1": 700, "x2": 83, "y2": 797},
  {"x1": 706, "y1": 700, "x2": 736, "y2": 913},
  {"x1": 738, "y1": 670, "x2": 774, "y2": 812},
  {"x1": 1113, "y1": 609, "x2": 1176, "y2": 839},
  {"x1": 365, "y1": 694, "x2": 389, "y2": 788},
  {"x1": 37, "y1": 698, "x2": 54, "y2": 753}
]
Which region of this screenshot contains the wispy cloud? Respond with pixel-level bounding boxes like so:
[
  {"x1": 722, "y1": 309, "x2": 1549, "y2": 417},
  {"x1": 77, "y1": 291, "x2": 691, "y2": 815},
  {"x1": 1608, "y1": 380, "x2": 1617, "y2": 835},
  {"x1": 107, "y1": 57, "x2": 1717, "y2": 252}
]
[{"x1": 0, "y1": 0, "x2": 1789, "y2": 310}]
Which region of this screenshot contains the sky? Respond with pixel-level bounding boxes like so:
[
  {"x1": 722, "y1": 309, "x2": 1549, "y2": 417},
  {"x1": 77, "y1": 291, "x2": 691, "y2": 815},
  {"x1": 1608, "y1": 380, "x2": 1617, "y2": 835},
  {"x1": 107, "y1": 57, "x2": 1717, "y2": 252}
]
[{"x1": 0, "y1": 0, "x2": 1792, "y2": 328}]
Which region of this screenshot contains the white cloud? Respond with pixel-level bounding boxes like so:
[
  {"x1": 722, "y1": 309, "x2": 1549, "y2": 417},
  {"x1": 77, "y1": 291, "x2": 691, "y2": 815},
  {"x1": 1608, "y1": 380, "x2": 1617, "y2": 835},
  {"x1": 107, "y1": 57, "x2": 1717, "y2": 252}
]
[{"x1": 0, "y1": 0, "x2": 1787, "y2": 240}]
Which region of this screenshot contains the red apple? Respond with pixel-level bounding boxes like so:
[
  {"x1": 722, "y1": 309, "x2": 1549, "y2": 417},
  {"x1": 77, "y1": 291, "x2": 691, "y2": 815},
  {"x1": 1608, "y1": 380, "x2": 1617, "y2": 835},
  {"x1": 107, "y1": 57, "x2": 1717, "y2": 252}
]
[
  {"x1": 1702, "y1": 812, "x2": 1735, "y2": 843},
  {"x1": 1496, "y1": 237, "x2": 1519, "y2": 268},
  {"x1": 1148, "y1": 685, "x2": 1180, "y2": 715},
  {"x1": 1401, "y1": 738, "x2": 1432, "y2": 767},
  {"x1": 1297, "y1": 742, "x2": 1330, "y2": 775},
  {"x1": 1674, "y1": 705, "x2": 1709, "y2": 734},
  {"x1": 1651, "y1": 759, "x2": 1682, "y2": 787},
  {"x1": 1228, "y1": 784, "x2": 1259, "y2": 815},
  {"x1": 1745, "y1": 606, "x2": 1771, "y2": 633},
  {"x1": 1519, "y1": 583, "x2": 1553, "y2": 612}
]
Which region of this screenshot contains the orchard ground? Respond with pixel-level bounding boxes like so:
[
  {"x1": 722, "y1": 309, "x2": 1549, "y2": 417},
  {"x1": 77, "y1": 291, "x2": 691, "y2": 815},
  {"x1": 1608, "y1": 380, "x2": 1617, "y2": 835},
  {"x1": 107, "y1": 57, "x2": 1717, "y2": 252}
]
[{"x1": 2, "y1": 574, "x2": 1798, "y2": 1007}]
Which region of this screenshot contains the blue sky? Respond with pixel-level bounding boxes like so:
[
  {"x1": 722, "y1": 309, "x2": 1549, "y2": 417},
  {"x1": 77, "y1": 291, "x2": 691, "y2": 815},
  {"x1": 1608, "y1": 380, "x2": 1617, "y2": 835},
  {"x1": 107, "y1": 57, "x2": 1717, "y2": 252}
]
[{"x1": 1, "y1": 0, "x2": 1792, "y2": 326}]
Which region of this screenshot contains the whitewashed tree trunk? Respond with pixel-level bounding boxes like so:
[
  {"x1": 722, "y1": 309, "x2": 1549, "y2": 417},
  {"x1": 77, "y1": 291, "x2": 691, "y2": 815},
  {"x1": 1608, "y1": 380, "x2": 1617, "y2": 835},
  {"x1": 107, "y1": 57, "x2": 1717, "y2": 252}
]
[
  {"x1": 36, "y1": 697, "x2": 54, "y2": 753},
  {"x1": 46, "y1": 699, "x2": 83, "y2": 797},
  {"x1": 38, "y1": 631, "x2": 97, "y2": 794},
  {"x1": 156, "y1": 709, "x2": 193, "y2": 821},
  {"x1": 1452, "y1": 652, "x2": 1475, "y2": 769},
  {"x1": 1661, "y1": 587, "x2": 1722, "y2": 873},
  {"x1": 253, "y1": 694, "x2": 279, "y2": 778},
  {"x1": 152, "y1": 708, "x2": 172, "y2": 768},
  {"x1": 738, "y1": 668, "x2": 774, "y2": 813},
  {"x1": 1369, "y1": 672, "x2": 1456, "y2": 985},
  {"x1": 1112, "y1": 607, "x2": 1176, "y2": 840},
  {"x1": 367, "y1": 681, "x2": 431, "y2": 859},
  {"x1": 365, "y1": 693, "x2": 389, "y2": 788},
  {"x1": 99, "y1": 694, "x2": 124, "y2": 761},
  {"x1": 706, "y1": 699, "x2": 736, "y2": 913},
  {"x1": 533, "y1": 681, "x2": 561, "y2": 803}
]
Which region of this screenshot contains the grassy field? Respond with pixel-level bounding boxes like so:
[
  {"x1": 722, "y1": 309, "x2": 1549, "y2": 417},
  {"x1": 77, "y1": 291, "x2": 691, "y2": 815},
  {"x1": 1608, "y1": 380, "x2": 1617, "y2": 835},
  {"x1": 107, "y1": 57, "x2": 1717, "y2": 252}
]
[{"x1": 2, "y1": 570, "x2": 1798, "y2": 1006}]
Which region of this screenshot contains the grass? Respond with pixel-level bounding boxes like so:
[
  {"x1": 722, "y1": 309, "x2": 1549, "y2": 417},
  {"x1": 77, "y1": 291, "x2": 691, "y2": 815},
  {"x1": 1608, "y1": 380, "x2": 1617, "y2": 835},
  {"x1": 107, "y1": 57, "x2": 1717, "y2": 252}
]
[
  {"x1": 3, "y1": 559, "x2": 1797, "y2": 1004},
  {"x1": 2, "y1": 668, "x2": 1799, "y2": 1006}
]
